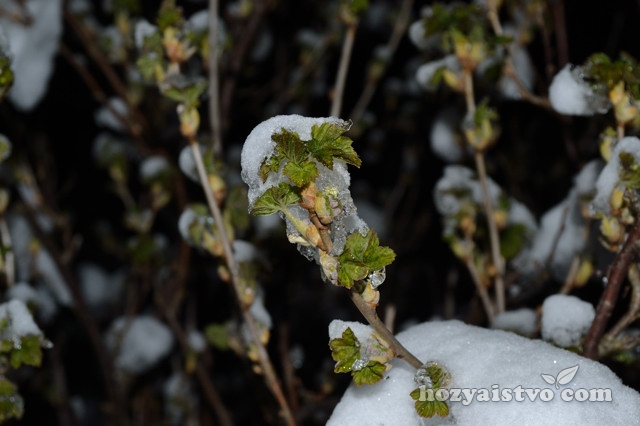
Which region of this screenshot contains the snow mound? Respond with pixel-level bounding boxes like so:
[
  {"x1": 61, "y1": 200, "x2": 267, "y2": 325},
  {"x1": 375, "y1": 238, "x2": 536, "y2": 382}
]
[
  {"x1": 328, "y1": 320, "x2": 640, "y2": 425},
  {"x1": 542, "y1": 295, "x2": 595, "y2": 347}
]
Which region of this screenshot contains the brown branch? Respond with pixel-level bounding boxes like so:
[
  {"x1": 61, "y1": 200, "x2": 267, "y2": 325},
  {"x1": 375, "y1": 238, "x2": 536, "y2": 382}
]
[
  {"x1": 220, "y1": 1, "x2": 271, "y2": 131},
  {"x1": 350, "y1": 0, "x2": 413, "y2": 123},
  {"x1": 583, "y1": 217, "x2": 640, "y2": 359},
  {"x1": 161, "y1": 311, "x2": 233, "y2": 426},
  {"x1": 63, "y1": 8, "x2": 150, "y2": 138},
  {"x1": 208, "y1": 0, "x2": 223, "y2": 157},
  {"x1": 21, "y1": 204, "x2": 127, "y2": 425},
  {"x1": 349, "y1": 288, "x2": 422, "y2": 369},
  {"x1": 330, "y1": 21, "x2": 357, "y2": 117}
]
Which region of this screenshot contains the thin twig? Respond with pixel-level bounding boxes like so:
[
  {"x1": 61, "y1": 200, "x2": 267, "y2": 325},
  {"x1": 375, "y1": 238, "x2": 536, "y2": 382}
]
[
  {"x1": 330, "y1": 22, "x2": 357, "y2": 117},
  {"x1": 559, "y1": 255, "x2": 580, "y2": 294},
  {"x1": 464, "y1": 256, "x2": 496, "y2": 321},
  {"x1": 63, "y1": 9, "x2": 150, "y2": 138},
  {"x1": 208, "y1": 0, "x2": 223, "y2": 157},
  {"x1": 162, "y1": 311, "x2": 234, "y2": 426},
  {"x1": 583, "y1": 216, "x2": 640, "y2": 359},
  {"x1": 600, "y1": 264, "x2": 640, "y2": 356},
  {"x1": 187, "y1": 141, "x2": 296, "y2": 426},
  {"x1": 279, "y1": 323, "x2": 300, "y2": 414},
  {"x1": 474, "y1": 151, "x2": 505, "y2": 313},
  {"x1": 349, "y1": 289, "x2": 422, "y2": 369},
  {"x1": 549, "y1": 0, "x2": 569, "y2": 68},
  {"x1": 21, "y1": 204, "x2": 127, "y2": 425},
  {"x1": 0, "y1": 216, "x2": 14, "y2": 287},
  {"x1": 350, "y1": 0, "x2": 413, "y2": 123}
]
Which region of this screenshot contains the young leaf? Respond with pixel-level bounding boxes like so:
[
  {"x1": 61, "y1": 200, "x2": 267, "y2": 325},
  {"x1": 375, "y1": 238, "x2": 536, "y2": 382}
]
[
  {"x1": 251, "y1": 183, "x2": 301, "y2": 216},
  {"x1": 259, "y1": 154, "x2": 282, "y2": 183},
  {"x1": 352, "y1": 361, "x2": 386, "y2": 386},
  {"x1": 338, "y1": 229, "x2": 396, "y2": 288},
  {"x1": 282, "y1": 159, "x2": 318, "y2": 187},
  {"x1": 272, "y1": 128, "x2": 309, "y2": 164},
  {"x1": 9, "y1": 335, "x2": 42, "y2": 369},
  {"x1": 411, "y1": 388, "x2": 450, "y2": 418},
  {"x1": 329, "y1": 327, "x2": 360, "y2": 373},
  {"x1": 500, "y1": 223, "x2": 527, "y2": 260},
  {"x1": 619, "y1": 152, "x2": 640, "y2": 189},
  {"x1": 307, "y1": 123, "x2": 362, "y2": 169}
]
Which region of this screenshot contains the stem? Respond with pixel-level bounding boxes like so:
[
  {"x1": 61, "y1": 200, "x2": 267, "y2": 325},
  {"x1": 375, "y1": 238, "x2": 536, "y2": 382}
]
[
  {"x1": 600, "y1": 264, "x2": 640, "y2": 356},
  {"x1": 349, "y1": 289, "x2": 423, "y2": 369},
  {"x1": 474, "y1": 151, "x2": 506, "y2": 313},
  {"x1": 350, "y1": 0, "x2": 413, "y2": 124},
  {"x1": 330, "y1": 22, "x2": 357, "y2": 117},
  {"x1": 583, "y1": 216, "x2": 640, "y2": 359},
  {"x1": 208, "y1": 0, "x2": 223, "y2": 157},
  {"x1": 464, "y1": 256, "x2": 495, "y2": 321},
  {"x1": 22, "y1": 205, "x2": 127, "y2": 425},
  {"x1": 187, "y1": 141, "x2": 296, "y2": 426},
  {"x1": 0, "y1": 216, "x2": 14, "y2": 287},
  {"x1": 463, "y1": 70, "x2": 476, "y2": 115}
]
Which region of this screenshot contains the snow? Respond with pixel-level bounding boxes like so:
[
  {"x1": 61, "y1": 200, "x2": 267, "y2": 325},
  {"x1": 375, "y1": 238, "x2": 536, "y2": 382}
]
[
  {"x1": 549, "y1": 65, "x2": 609, "y2": 116},
  {"x1": 430, "y1": 108, "x2": 464, "y2": 163},
  {"x1": 105, "y1": 315, "x2": 174, "y2": 374},
  {"x1": 2, "y1": 0, "x2": 62, "y2": 111},
  {"x1": 134, "y1": 19, "x2": 156, "y2": 49},
  {"x1": 541, "y1": 295, "x2": 595, "y2": 348},
  {"x1": 35, "y1": 249, "x2": 73, "y2": 306},
  {"x1": 514, "y1": 161, "x2": 601, "y2": 280},
  {"x1": 0, "y1": 299, "x2": 43, "y2": 340},
  {"x1": 178, "y1": 144, "x2": 205, "y2": 183},
  {"x1": 241, "y1": 115, "x2": 368, "y2": 257},
  {"x1": 328, "y1": 320, "x2": 640, "y2": 425},
  {"x1": 94, "y1": 97, "x2": 128, "y2": 132},
  {"x1": 187, "y1": 331, "x2": 206, "y2": 353},
  {"x1": 6, "y1": 282, "x2": 58, "y2": 323},
  {"x1": 592, "y1": 137, "x2": 640, "y2": 215},
  {"x1": 329, "y1": 319, "x2": 375, "y2": 342},
  {"x1": 139, "y1": 155, "x2": 170, "y2": 182},
  {"x1": 7, "y1": 213, "x2": 32, "y2": 282},
  {"x1": 232, "y1": 240, "x2": 259, "y2": 263},
  {"x1": 491, "y1": 308, "x2": 538, "y2": 337},
  {"x1": 416, "y1": 55, "x2": 460, "y2": 92},
  {"x1": 408, "y1": 20, "x2": 440, "y2": 51},
  {"x1": 77, "y1": 263, "x2": 124, "y2": 316},
  {"x1": 499, "y1": 47, "x2": 534, "y2": 100}
]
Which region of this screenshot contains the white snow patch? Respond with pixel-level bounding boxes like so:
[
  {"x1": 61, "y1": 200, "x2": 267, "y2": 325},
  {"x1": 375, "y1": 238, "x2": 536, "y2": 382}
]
[
  {"x1": 549, "y1": 65, "x2": 609, "y2": 116},
  {"x1": 140, "y1": 155, "x2": 170, "y2": 182},
  {"x1": 134, "y1": 19, "x2": 156, "y2": 49},
  {"x1": 430, "y1": 107, "x2": 464, "y2": 163},
  {"x1": 2, "y1": 0, "x2": 62, "y2": 110},
  {"x1": 35, "y1": 249, "x2": 72, "y2": 306},
  {"x1": 77, "y1": 263, "x2": 125, "y2": 316},
  {"x1": 416, "y1": 55, "x2": 460, "y2": 92},
  {"x1": 541, "y1": 294, "x2": 595, "y2": 347},
  {"x1": 105, "y1": 315, "x2": 174, "y2": 374},
  {"x1": 328, "y1": 320, "x2": 640, "y2": 425},
  {"x1": 592, "y1": 137, "x2": 640, "y2": 215},
  {"x1": 491, "y1": 308, "x2": 538, "y2": 337},
  {"x1": 94, "y1": 97, "x2": 128, "y2": 132},
  {"x1": 0, "y1": 299, "x2": 43, "y2": 339}
]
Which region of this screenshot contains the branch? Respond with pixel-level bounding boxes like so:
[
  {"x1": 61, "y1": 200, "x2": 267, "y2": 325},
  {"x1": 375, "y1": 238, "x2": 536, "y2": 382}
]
[
  {"x1": 187, "y1": 140, "x2": 296, "y2": 426},
  {"x1": 349, "y1": 288, "x2": 423, "y2": 369},
  {"x1": 331, "y1": 21, "x2": 358, "y2": 117},
  {"x1": 208, "y1": 0, "x2": 223, "y2": 157},
  {"x1": 583, "y1": 217, "x2": 640, "y2": 359}
]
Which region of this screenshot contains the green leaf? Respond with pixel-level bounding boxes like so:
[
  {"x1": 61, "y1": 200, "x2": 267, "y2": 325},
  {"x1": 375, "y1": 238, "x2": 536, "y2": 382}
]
[
  {"x1": 272, "y1": 128, "x2": 309, "y2": 164},
  {"x1": 500, "y1": 223, "x2": 527, "y2": 260},
  {"x1": 338, "y1": 229, "x2": 395, "y2": 288},
  {"x1": 307, "y1": 123, "x2": 362, "y2": 169},
  {"x1": 329, "y1": 327, "x2": 360, "y2": 374},
  {"x1": 9, "y1": 335, "x2": 42, "y2": 369},
  {"x1": 0, "y1": 377, "x2": 22, "y2": 422},
  {"x1": 283, "y1": 160, "x2": 318, "y2": 187},
  {"x1": 411, "y1": 388, "x2": 450, "y2": 418},
  {"x1": 205, "y1": 323, "x2": 230, "y2": 351},
  {"x1": 619, "y1": 152, "x2": 640, "y2": 189},
  {"x1": 352, "y1": 360, "x2": 385, "y2": 386},
  {"x1": 157, "y1": 0, "x2": 183, "y2": 31},
  {"x1": 251, "y1": 183, "x2": 301, "y2": 216},
  {"x1": 259, "y1": 154, "x2": 282, "y2": 183},
  {"x1": 337, "y1": 261, "x2": 369, "y2": 289}
]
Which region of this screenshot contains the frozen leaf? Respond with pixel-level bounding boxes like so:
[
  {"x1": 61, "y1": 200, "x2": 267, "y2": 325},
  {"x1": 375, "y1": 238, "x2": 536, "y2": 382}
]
[
  {"x1": 541, "y1": 373, "x2": 556, "y2": 385},
  {"x1": 618, "y1": 152, "x2": 640, "y2": 189},
  {"x1": 338, "y1": 229, "x2": 395, "y2": 288},
  {"x1": 282, "y1": 160, "x2": 318, "y2": 187},
  {"x1": 0, "y1": 377, "x2": 22, "y2": 421},
  {"x1": 251, "y1": 183, "x2": 301, "y2": 216},
  {"x1": 9, "y1": 335, "x2": 42, "y2": 369},
  {"x1": 307, "y1": 122, "x2": 362, "y2": 169},
  {"x1": 556, "y1": 364, "x2": 580, "y2": 387},
  {"x1": 352, "y1": 360, "x2": 385, "y2": 386},
  {"x1": 329, "y1": 327, "x2": 360, "y2": 374},
  {"x1": 411, "y1": 388, "x2": 450, "y2": 418}
]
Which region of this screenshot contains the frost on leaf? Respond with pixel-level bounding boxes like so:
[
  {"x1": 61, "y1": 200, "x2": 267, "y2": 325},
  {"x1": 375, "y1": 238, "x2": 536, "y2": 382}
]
[
  {"x1": 328, "y1": 325, "x2": 391, "y2": 386},
  {"x1": 337, "y1": 229, "x2": 395, "y2": 288}
]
